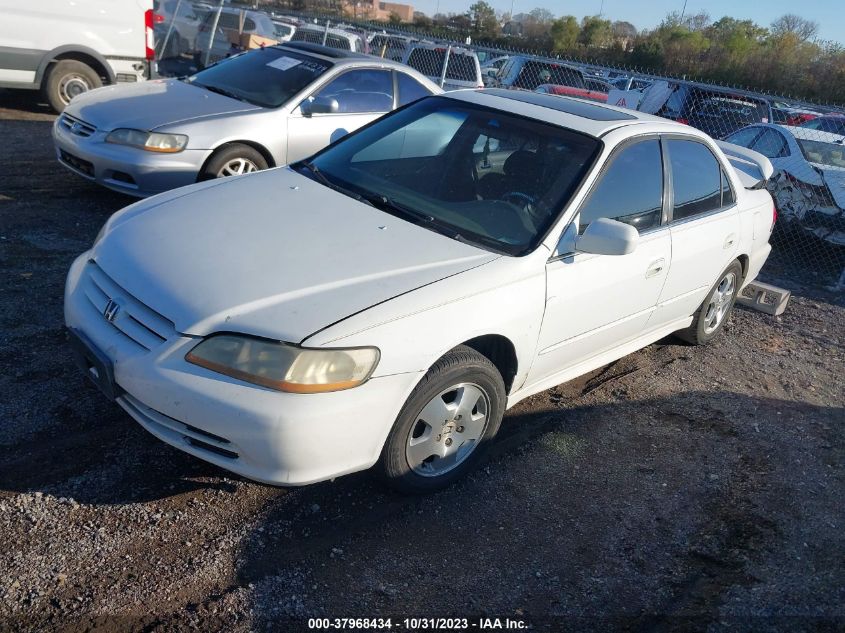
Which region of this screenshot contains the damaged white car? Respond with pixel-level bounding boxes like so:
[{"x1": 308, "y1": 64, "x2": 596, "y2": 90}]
[{"x1": 65, "y1": 90, "x2": 776, "y2": 493}]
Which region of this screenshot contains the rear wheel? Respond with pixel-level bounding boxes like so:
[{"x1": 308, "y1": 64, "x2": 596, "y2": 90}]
[
  {"x1": 43, "y1": 60, "x2": 103, "y2": 113},
  {"x1": 377, "y1": 346, "x2": 506, "y2": 494},
  {"x1": 199, "y1": 144, "x2": 268, "y2": 180},
  {"x1": 676, "y1": 260, "x2": 743, "y2": 345}
]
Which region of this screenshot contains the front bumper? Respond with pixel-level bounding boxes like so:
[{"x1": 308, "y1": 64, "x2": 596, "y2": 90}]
[
  {"x1": 52, "y1": 118, "x2": 209, "y2": 197},
  {"x1": 64, "y1": 253, "x2": 422, "y2": 485}
]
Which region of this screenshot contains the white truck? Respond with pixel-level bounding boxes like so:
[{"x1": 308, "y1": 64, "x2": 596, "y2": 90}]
[{"x1": 0, "y1": 0, "x2": 154, "y2": 112}]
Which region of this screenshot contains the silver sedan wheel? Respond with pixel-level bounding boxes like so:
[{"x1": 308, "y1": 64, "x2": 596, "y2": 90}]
[
  {"x1": 703, "y1": 271, "x2": 736, "y2": 334},
  {"x1": 58, "y1": 74, "x2": 91, "y2": 105},
  {"x1": 217, "y1": 158, "x2": 260, "y2": 177},
  {"x1": 406, "y1": 382, "x2": 490, "y2": 477}
]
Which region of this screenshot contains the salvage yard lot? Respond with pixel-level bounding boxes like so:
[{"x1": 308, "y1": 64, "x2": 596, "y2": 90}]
[{"x1": 1, "y1": 91, "x2": 843, "y2": 632}]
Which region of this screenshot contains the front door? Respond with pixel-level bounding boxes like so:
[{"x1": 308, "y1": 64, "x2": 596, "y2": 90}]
[
  {"x1": 286, "y1": 68, "x2": 394, "y2": 163},
  {"x1": 526, "y1": 138, "x2": 672, "y2": 386}
]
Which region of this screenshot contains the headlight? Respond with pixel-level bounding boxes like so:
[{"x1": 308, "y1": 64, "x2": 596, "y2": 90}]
[
  {"x1": 185, "y1": 334, "x2": 380, "y2": 393},
  {"x1": 105, "y1": 128, "x2": 188, "y2": 153},
  {"x1": 92, "y1": 221, "x2": 108, "y2": 248}
]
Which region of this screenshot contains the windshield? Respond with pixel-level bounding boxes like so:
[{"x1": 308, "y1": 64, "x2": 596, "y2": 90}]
[
  {"x1": 301, "y1": 97, "x2": 601, "y2": 256},
  {"x1": 187, "y1": 48, "x2": 331, "y2": 108},
  {"x1": 797, "y1": 139, "x2": 845, "y2": 168}
]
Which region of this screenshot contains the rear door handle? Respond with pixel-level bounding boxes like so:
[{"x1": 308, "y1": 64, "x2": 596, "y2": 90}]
[
  {"x1": 646, "y1": 258, "x2": 666, "y2": 279},
  {"x1": 724, "y1": 233, "x2": 737, "y2": 249}
]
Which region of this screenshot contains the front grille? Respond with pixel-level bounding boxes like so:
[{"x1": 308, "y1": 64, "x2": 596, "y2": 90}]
[
  {"x1": 81, "y1": 261, "x2": 175, "y2": 351},
  {"x1": 58, "y1": 113, "x2": 97, "y2": 137},
  {"x1": 59, "y1": 149, "x2": 94, "y2": 177}
]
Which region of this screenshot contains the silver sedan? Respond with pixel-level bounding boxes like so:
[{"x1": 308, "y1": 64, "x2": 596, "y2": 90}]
[{"x1": 52, "y1": 43, "x2": 442, "y2": 197}]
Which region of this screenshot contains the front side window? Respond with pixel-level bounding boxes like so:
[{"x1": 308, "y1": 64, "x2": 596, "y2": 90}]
[
  {"x1": 313, "y1": 69, "x2": 393, "y2": 113},
  {"x1": 301, "y1": 97, "x2": 601, "y2": 255},
  {"x1": 187, "y1": 48, "x2": 331, "y2": 108},
  {"x1": 406, "y1": 49, "x2": 477, "y2": 82},
  {"x1": 668, "y1": 139, "x2": 722, "y2": 221},
  {"x1": 578, "y1": 140, "x2": 663, "y2": 234},
  {"x1": 725, "y1": 126, "x2": 762, "y2": 148}
]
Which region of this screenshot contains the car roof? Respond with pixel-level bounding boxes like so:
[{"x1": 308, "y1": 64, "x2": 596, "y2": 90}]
[
  {"x1": 279, "y1": 41, "x2": 368, "y2": 60},
  {"x1": 443, "y1": 89, "x2": 684, "y2": 137}
]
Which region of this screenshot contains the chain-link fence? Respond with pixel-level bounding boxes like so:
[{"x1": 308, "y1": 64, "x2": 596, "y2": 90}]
[{"x1": 151, "y1": 1, "x2": 845, "y2": 290}]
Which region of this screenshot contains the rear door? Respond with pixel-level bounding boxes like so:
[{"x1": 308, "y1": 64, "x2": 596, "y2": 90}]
[{"x1": 655, "y1": 138, "x2": 741, "y2": 324}]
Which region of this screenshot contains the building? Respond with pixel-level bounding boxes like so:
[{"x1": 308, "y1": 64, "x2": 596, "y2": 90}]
[{"x1": 343, "y1": 0, "x2": 414, "y2": 22}]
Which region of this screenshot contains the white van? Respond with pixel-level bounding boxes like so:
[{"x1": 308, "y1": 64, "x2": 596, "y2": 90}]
[{"x1": 0, "y1": 0, "x2": 153, "y2": 112}]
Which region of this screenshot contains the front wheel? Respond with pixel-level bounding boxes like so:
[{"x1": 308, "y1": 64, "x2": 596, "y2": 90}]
[
  {"x1": 199, "y1": 144, "x2": 268, "y2": 181},
  {"x1": 676, "y1": 260, "x2": 743, "y2": 345},
  {"x1": 377, "y1": 346, "x2": 506, "y2": 494}
]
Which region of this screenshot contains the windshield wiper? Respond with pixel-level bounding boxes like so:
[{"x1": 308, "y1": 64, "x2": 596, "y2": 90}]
[
  {"x1": 358, "y1": 192, "x2": 469, "y2": 242},
  {"x1": 295, "y1": 161, "x2": 376, "y2": 208},
  {"x1": 195, "y1": 83, "x2": 249, "y2": 103}
]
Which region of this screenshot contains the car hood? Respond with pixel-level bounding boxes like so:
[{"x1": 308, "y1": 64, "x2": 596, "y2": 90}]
[
  {"x1": 94, "y1": 168, "x2": 498, "y2": 341},
  {"x1": 67, "y1": 79, "x2": 260, "y2": 131}
]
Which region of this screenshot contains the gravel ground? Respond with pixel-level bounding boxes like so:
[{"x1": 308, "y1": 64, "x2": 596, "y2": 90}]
[{"x1": 1, "y1": 90, "x2": 843, "y2": 633}]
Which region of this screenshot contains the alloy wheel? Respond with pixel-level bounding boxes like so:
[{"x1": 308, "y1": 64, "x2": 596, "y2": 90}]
[
  {"x1": 405, "y1": 382, "x2": 490, "y2": 477},
  {"x1": 703, "y1": 271, "x2": 736, "y2": 334},
  {"x1": 217, "y1": 158, "x2": 259, "y2": 177}
]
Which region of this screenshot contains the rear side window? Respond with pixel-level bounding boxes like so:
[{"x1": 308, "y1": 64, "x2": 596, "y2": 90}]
[
  {"x1": 578, "y1": 140, "x2": 664, "y2": 234},
  {"x1": 396, "y1": 72, "x2": 433, "y2": 106},
  {"x1": 721, "y1": 169, "x2": 735, "y2": 206},
  {"x1": 668, "y1": 140, "x2": 722, "y2": 221},
  {"x1": 751, "y1": 128, "x2": 789, "y2": 158}
]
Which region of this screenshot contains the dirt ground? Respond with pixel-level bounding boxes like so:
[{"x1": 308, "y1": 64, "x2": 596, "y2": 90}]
[{"x1": 1, "y1": 89, "x2": 843, "y2": 633}]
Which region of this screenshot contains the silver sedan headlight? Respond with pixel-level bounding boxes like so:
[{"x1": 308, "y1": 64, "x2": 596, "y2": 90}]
[
  {"x1": 105, "y1": 128, "x2": 188, "y2": 153},
  {"x1": 186, "y1": 334, "x2": 380, "y2": 393}
]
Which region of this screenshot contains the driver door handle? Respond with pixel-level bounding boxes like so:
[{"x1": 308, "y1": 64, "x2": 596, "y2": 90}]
[{"x1": 646, "y1": 258, "x2": 666, "y2": 279}]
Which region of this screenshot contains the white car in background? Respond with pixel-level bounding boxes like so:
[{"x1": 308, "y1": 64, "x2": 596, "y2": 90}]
[
  {"x1": 724, "y1": 123, "x2": 845, "y2": 245},
  {"x1": 65, "y1": 90, "x2": 775, "y2": 493}
]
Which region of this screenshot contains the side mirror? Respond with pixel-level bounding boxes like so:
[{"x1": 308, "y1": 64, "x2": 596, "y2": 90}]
[
  {"x1": 576, "y1": 217, "x2": 639, "y2": 256},
  {"x1": 300, "y1": 96, "x2": 339, "y2": 117}
]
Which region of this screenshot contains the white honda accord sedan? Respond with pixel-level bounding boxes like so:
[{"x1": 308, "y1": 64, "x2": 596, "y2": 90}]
[{"x1": 65, "y1": 89, "x2": 776, "y2": 493}]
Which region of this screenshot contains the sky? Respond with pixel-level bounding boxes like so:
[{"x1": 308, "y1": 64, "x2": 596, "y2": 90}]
[{"x1": 412, "y1": 0, "x2": 844, "y2": 45}]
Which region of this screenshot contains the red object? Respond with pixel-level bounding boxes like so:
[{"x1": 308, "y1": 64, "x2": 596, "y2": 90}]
[
  {"x1": 771, "y1": 202, "x2": 777, "y2": 232},
  {"x1": 144, "y1": 9, "x2": 156, "y2": 60},
  {"x1": 785, "y1": 113, "x2": 817, "y2": 126},
  {"x1": 539, "y1": 84, "x2": 608, "y2": 103},
  {"x1": 676, "y1": 117, "x2": 689, "y2": 125}
]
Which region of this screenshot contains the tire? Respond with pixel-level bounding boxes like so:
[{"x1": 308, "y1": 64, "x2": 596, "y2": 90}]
[
  {"x1": 377, "y1": 345, "x2": 506, "y2": 494},
  {"x1": 676, "y1": 260, "x2": 743, "y2": 345},
  {"x1": 199, "y1": 144, "x2": 268, "y2": 181},
  {"x1": 43, "y1": 60, "x2": 103, "y2": 113}
]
